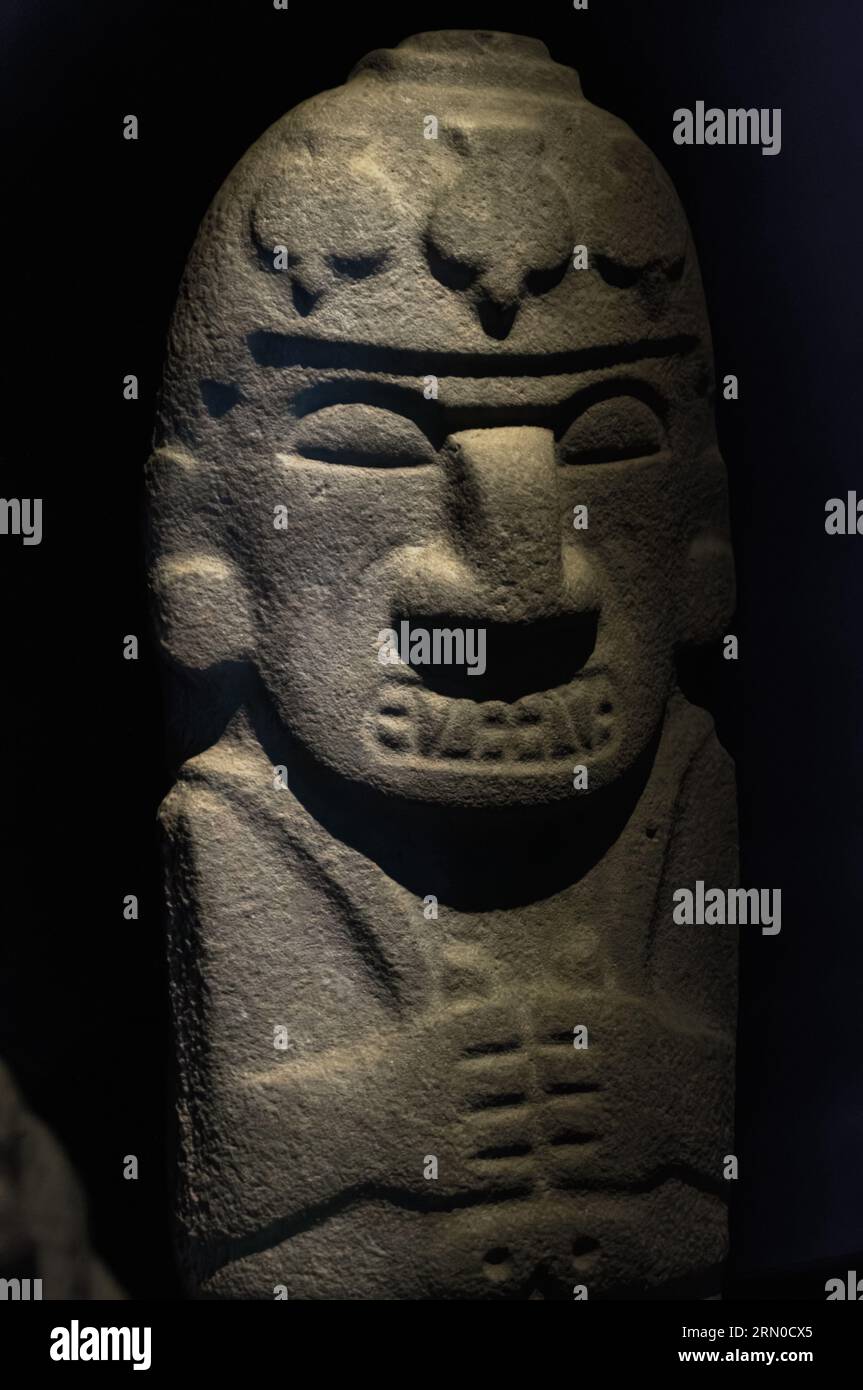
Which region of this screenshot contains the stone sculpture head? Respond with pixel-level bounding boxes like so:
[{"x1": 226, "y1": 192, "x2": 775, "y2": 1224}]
[{"x1": 150, "y1": 30, "x2": 733, "y2": 812}]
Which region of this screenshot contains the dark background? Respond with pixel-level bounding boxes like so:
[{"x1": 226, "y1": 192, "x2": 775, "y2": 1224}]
[{"x1": 1, "y1": 0, "x2": 861, "y2": 1299}]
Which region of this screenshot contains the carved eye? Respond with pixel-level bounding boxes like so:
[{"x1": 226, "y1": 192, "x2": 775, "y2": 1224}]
[
  {"x1": 558, "y1": 397, "x2": 666, "y2": 466},
  {"x1": 293, "y1": 404, "x2": 436, "y2": 468}
]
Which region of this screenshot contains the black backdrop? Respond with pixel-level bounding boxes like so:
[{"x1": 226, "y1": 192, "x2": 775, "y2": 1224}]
[{"x1": 2, "y1": 0, "x2": 862, "y2": 1298}]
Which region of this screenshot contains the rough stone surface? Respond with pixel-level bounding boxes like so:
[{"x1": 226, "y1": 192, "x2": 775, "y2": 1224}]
[{"x1": 149, "y1": 31, "x2": 738, "y2": 1299}]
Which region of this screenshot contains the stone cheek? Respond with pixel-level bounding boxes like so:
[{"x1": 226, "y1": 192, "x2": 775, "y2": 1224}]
[{"x1": 150, "y1": 31, "x2": 738, "y2": 1299}]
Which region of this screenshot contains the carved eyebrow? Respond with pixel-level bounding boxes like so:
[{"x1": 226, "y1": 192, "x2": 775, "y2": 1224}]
[
  {"x1": 249, "y1": 329, "x2": 698, "y2": 377},
  {"x1": 441, "y1": 380, "x2": 668, "y2": 440},
  {"x1": 292, "y1": 380, "x2": 444, "y2": 447}
]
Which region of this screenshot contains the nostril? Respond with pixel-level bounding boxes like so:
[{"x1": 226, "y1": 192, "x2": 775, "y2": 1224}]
[{"x1": 477, "y1": 296, "x2": 518, "y2": 340}]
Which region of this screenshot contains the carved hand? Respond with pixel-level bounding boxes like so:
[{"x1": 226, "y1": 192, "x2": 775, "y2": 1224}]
[{"x1": 528, "y1": 988, "x2": 733, "y2": 1190}]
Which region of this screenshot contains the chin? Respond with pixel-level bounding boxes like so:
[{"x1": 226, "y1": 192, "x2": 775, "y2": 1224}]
[
  {"x1": 283, "y1": 668, "x2": 663, "y2": 811},
  {"x1": 354, "y1": 754, "x2": 620, "y2": 810}
]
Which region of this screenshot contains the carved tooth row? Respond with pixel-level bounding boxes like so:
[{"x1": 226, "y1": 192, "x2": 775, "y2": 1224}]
[{"x1": 372, "y1": 684, "x2": 614, "y2": 763}]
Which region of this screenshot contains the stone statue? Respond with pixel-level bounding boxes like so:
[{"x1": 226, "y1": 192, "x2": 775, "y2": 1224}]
[{"x1": 148, "y1": 31, "x2": 738, "y2": 1299}]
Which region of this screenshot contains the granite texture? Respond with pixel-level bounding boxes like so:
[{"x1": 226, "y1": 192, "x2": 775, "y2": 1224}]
[{"x1": 149, "y1": 31, "x2": 738, "y2": 1299}]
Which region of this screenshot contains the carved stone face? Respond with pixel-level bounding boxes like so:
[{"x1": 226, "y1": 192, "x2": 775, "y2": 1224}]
[
  {"x1": 152, "y1": 31, "x2": 733, "y2": 810},
  {"x1": 255, "y1": 385, "x2": 692, "y2": 809}
]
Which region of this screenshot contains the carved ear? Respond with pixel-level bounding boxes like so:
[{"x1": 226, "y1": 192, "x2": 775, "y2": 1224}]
[
  {"x1": 679, "y1": 530, "x2": 736, "y2": 646},
  {"x1": 151, "y1": 551, "x2": 255, "y2": 671},
  {"x1": 147, "y1": 447, "x2": 256, "y2": 672},
  {"x1": 677, "y1": 449, "x2": 736, "y2": 646}
]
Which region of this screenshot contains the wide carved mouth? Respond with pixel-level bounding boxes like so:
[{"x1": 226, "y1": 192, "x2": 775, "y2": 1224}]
[
  {"x1": 369, "y1": 675, "x2": 615, "y2": 766},
  {"x1": 388, "y1": 612, "x2": 599, "y2": 703}
]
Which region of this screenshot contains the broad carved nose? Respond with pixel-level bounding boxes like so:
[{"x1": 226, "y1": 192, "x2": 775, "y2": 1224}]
[
  {"x1": 389, "y1": 426, "x2": 600, "y2": 698},
  {"x1": 443, "y1": 426, "x2": 578, "y2": 621}
]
